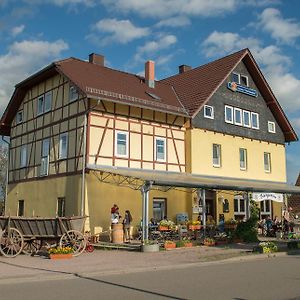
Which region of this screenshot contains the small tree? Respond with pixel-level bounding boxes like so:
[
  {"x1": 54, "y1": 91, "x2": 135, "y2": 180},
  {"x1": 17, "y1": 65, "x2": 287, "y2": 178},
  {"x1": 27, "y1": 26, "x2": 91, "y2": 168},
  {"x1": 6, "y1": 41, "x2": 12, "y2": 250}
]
[{"x1": 0, "y1": 145, "x2": 8, "y2": 215}]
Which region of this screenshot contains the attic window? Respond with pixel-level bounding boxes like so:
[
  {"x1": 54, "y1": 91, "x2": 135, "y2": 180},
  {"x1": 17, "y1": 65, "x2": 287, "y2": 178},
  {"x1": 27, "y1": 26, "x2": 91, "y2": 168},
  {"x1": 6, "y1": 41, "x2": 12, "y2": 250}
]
[
  {"x1": 69, "y1": 86, "x2": 79, "y2": 102},
  {"x1": 16, "y1": 111, "x2": 23, "y2": 124},
  {"x1": 146, "y1": 91, "x2": 161, "y2": 101}
]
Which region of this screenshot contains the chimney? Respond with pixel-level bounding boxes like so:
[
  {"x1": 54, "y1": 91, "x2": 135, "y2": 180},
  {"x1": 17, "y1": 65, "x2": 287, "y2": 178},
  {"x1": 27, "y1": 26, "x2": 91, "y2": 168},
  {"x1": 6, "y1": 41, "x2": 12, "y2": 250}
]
[
  {"x1": 179, "y1": 64, "x2": 191, "y2": 74},
  {"x1": 145, "y1": 60, "x2": 155, "y2": 88},
  {"x1": 89, "y1": 53, "x2": 105, "y2": 66}
]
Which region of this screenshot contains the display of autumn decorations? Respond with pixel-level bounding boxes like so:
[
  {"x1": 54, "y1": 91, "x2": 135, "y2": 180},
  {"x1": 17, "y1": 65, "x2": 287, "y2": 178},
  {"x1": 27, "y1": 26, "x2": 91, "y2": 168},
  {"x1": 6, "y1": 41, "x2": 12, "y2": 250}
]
[
  {"x1": 187, "y1": 220, "x2": 201, "y2": 230},
  {"x1": 159, "y1": 220, "x2": 176, "y2": 231},
  {"x1": 48, "y1": 246, "x2": 74, "y2": 255}
]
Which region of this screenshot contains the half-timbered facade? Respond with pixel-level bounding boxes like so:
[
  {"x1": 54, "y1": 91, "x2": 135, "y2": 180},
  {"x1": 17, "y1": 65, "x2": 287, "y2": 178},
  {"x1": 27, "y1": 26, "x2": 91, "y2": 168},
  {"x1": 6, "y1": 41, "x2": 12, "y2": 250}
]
[{"x1": 1, "y1": 49, "x2": 298, "y2": 233}]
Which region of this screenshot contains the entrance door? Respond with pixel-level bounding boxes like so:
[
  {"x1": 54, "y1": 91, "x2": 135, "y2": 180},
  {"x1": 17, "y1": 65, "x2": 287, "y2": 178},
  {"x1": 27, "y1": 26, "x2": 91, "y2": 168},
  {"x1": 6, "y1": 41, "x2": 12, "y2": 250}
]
[{"x1": 153, "y1": 198, "x2": 167, "y2": 222}]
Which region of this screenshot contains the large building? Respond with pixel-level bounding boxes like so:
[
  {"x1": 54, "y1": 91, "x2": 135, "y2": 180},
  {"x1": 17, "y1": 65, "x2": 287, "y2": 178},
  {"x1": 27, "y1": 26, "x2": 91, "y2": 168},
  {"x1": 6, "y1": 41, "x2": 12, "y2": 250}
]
[{"x1": 1, "y1": 49, "x2": 299, "y2": 234}]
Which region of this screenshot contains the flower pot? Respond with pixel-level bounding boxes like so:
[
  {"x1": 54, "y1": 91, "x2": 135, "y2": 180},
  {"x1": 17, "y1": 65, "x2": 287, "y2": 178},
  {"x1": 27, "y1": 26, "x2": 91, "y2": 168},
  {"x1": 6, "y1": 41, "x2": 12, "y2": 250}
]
[
  {"x1": 184, "y1": 242, "x2": 193, "y2": 248},
  {"x1": 164, "y1": 242, "x2": 176, "y2": 249},
  {"x1": 141, "y1": 244, "x2": 159, "y2": 253},
  {"x1": 159, "y1": 226, "x2": 169, "y2": 231},
  {"x1": 49, "y1": 253, "x2": 73, "y2": 259}
]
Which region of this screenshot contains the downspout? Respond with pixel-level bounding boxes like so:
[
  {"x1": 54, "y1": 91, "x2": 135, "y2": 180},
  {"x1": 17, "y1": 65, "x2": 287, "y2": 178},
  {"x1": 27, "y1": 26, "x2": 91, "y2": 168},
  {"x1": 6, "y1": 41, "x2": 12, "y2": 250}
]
[
  {"x1": 81, "y1": 113, "x2": 87, "y2": 216},
  {"x1": 1, "y1": 136, "x2": 10, "y2": 215}
]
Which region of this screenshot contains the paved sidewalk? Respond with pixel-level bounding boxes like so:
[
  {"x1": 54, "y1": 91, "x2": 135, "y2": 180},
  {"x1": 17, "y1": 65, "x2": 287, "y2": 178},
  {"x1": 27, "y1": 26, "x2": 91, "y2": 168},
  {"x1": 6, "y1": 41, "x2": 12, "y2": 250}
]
[{"x1": 0, "y1": 243, "x2": 286, "y2": 284}]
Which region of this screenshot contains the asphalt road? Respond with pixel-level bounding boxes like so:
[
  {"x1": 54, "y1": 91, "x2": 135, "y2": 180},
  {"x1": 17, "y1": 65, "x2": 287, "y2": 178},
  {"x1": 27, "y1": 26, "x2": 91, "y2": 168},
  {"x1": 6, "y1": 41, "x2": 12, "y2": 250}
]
[{"x1": 1, "y1": 255, "x2": 300, "y2": 300}]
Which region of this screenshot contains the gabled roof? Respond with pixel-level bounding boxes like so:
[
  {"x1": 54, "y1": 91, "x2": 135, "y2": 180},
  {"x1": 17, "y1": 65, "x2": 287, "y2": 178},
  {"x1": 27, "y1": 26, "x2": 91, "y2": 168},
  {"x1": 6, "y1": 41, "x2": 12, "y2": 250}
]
[{"x1": 161, "y1": 48, "x2": 298, "y2": 142}]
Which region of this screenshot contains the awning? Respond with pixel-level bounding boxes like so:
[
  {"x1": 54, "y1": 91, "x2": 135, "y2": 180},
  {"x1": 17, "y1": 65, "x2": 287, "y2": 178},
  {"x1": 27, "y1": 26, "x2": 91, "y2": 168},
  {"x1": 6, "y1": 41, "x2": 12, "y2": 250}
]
[{"x1": 87, "y1": 164, "x2": 300, "y2": 194}]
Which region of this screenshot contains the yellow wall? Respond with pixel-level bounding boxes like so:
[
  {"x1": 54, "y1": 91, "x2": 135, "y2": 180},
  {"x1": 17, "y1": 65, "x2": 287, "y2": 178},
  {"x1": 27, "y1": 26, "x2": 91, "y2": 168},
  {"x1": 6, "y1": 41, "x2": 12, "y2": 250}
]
[{"x1": 189, "y1": 128, "x2": 287, "y2": 182}]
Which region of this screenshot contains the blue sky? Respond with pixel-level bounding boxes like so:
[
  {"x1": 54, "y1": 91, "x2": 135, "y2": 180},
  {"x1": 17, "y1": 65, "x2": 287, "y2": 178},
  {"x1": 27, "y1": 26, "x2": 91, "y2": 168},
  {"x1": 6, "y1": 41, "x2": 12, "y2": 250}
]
[{"x1": 0, "y1": 0, "x2": 300, "y2": 183}]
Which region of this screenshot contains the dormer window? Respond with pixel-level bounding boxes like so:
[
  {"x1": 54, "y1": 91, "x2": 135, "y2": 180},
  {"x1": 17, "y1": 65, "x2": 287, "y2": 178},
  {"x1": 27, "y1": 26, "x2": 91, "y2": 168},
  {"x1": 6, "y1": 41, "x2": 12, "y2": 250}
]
[
  {"x1": 69, "y1": 86, "x2": 79, "y2": 102},
  {"x1": 16, "y1": 111, "x2": 23, "y2": 124},
  {"x1": 240, "y1": 75, "x2": 249, "y2": 87},
  {"x1": 204, "y1": 105, "x2": 214, "y2": 119}
]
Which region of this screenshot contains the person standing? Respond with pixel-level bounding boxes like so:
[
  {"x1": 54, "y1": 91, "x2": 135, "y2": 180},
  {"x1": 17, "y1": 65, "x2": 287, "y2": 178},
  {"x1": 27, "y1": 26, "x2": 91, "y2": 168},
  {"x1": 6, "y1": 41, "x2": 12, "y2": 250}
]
[{"x1": 123, "y1": 210, "x2": 132, "y2": 242}]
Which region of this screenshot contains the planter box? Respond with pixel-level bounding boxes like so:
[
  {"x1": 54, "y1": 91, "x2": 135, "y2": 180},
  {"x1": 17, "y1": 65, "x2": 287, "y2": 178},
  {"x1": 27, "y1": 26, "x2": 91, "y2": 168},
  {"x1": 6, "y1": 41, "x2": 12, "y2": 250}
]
[
  {"x1": 204, "y1": 242, "x2": 215, "y2": 247},
  {"x1": 188, "y1": 225, "x2": 201, "y2": 230},
  {"x1": 184, "y1": 242, "x2": 193, "y2": 248},
  {"x1": 49, "y1": 253, "x2": 73, "y2": 260},
  {"x1": 159, "y1": 226, "x2": 169, "y2": 231},
  {"x1": 164, "y1": 242, "x2": 176, "y2": 249}
]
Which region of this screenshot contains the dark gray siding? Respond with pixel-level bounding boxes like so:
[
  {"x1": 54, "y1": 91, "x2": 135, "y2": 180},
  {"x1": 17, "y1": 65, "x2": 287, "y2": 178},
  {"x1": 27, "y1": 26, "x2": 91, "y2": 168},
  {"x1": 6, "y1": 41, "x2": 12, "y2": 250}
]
[{"x1": 192, "y1": 61, "x2": 285, "y2": 144}]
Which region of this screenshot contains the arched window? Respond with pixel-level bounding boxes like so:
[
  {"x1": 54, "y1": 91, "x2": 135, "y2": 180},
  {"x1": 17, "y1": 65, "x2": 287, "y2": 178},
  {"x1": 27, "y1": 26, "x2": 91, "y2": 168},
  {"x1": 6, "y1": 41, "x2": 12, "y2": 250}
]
[{"x1": 223, "y1": 199, "x2": 229, "y2": 213}]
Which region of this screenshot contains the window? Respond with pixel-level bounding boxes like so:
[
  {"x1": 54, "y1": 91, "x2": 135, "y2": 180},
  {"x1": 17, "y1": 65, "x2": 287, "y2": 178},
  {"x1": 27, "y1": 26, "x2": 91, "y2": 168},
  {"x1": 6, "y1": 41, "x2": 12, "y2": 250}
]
[
  {"x1": 16, "y1": 111, "x2": 23, "y2": 124},
  {"x1": 155, "y1": 138, "x2": 166, "y2": 161},
  {"x1": 204, "y1": 105, "x2": 214, "y2": 119},
  {"x1": 59, "y1": 133, "x2": 68, "y2": 159},
  {"x1": 225, "y1": 105, "x2": 233, "y2": 124},
  {"x1": 234, "y1": 108, "x2": 243, "y2": 126},
  {"x1": 232, "y1": 72, "x2": 240, "y2": 84},
  {"x1": 44, "y1": 91, "x2": 52, "y2": 112},
  {"x1": 223, "y1": 199, "x2": 229, "y2": 213},
  {"x1": 69, "y1": 86, "x2": 79, "y2": 102},
  {"x1": 240, "y1": 75, "x2": 249, "y2": 86},
  {"x1": 40, "y1": 139, "x2": 50, "y2": 176},
  {"x1": 57, "y1": 197, "x2": 66, "y2": 217},
  {"x1": 239, "y1": 148, "x2": 247, "y2": 170},
  {"x1": 115, "y1": 131, "x2": 128, "y2": 157},
  {"x1": 268, "y1": 121, "x2": 276, "y2": 133},
  {"x1": 251, "y1": 112, "x2": 259, "y2": 129},
  {"x1": 243, "y1": 110, "x2": 251, "y2": 128},
  {"x1": 212, "y1": 144, "x2": 221, "y2": 167},
  {"x1": 234, "y1": 196, "x2": 245, "y2": 215},
  {"x1": 260, "y1": 200, "x2": 271, "y2": 217},
  {"x1": 20, "y1": 145, "x2": 27, "y2": 168},
  {"x1": 18, "y1": 200, "x2": 25, "y2": 217},
  {"x1": 264, "y1": 152, "x2": 271, "y2": 173},
  {"x1": 37, "y1": 96, "x2": 44, "y2": 115},
  {"x1": 153, "y1": 198, "x2": 167, "y2": 222}
]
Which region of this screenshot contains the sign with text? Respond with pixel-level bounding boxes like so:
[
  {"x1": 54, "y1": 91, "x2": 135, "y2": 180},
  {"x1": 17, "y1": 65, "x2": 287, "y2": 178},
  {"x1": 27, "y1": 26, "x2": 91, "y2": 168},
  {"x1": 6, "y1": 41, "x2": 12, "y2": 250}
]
[
  {"x1": 227, "y1": 82, "x2": 258, "y2": 97},
  {"x1": 252, "y1": 192, "x2": 284, "y2": 203}
]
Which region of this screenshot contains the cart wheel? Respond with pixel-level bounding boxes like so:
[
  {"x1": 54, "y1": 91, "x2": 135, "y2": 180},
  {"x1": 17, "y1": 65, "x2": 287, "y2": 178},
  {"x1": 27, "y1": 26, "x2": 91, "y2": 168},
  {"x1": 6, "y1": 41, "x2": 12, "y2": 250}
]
[
  {"x1": 59, "y1": 230, "x2": 86, "y2": 257},
  {"x1": 22, "y1": 239, "x2": 42, "y2": 255},
  {"x1": 0, "y1": 228, "x2": 24, "y2": 258}
]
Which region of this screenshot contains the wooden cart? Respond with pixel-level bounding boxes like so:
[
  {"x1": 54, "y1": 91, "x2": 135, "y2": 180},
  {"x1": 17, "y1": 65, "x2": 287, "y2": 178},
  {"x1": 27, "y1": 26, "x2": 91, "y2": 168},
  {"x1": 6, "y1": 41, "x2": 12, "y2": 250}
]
[{"x1": 0, "y1": 216, "x2": 87, "y2": 258}]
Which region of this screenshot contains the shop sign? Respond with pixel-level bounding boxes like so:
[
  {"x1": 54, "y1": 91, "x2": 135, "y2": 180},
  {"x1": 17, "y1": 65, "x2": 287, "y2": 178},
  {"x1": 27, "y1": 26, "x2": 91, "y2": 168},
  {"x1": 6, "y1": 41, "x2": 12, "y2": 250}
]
[
  {"x1": 227, "y1": 82, "x2": 258, "y2": 97},
  {"x1": 252, "y1": 192, "x2": 283, "y2": 203}
]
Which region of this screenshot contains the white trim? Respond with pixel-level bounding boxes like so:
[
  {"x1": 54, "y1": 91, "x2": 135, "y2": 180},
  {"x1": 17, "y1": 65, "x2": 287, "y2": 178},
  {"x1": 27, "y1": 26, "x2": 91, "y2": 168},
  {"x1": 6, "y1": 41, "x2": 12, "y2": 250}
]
[
  {"x1": 212, "y1": 144, "x2": 221, "y2": 167},
  {"x1": 268, "y1": 121, "x2": 276, "y2": 133},
  {"x1": 204, "y1": 105, "x2": 214, "y2": 119},
  {"x1": 264, "y1": 152, "x2": 271, "y2": 173},
  {"x1": 225, "y1": 105, "x2": 234, "y2": 124},
  {"x1": 59, "y1": 133, "x2": 68, "y2": 159},
  {"x1": 234, "y1": 197, "x2": 246, "y2": 215},
  {"x1": 234, "y1": 107, "x2": 243, "y2": 126},
  {"x1": 260, "y1": 200, "x2": 272, "y2": 216},
  {"x1": 232, "y1": 72, "x2": 240, "y2": 84},
  {"x1": 240, "y1": 75, "x2": 249, "y2": 87},
  {"x1": 239, "y1": 148, "x2": 247, "y2": 171},
  {"x1": 155, "y1": 137, "x2": 166, "y2": 162},
  {"x1": 115, "y1": 131, "x2": 129, "y2": 158},
  {"x1": 251, "y1": 112, "x2": 259, "y2": 129},
  {"x1": 242, "y1": 110, "x2": 251, "y2": 128}
]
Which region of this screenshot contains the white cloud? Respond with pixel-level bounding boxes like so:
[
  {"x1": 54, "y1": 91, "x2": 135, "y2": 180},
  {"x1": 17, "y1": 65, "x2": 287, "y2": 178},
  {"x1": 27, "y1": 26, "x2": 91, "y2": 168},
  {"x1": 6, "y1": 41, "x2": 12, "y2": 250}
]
[
  {"x1": 23, "y1": 0, "x2": 95, "y2": 6},
  {"x1": 0, "y1": 39, "x2": 68, "y2": 113},
  {"x1": 155, "y1": 16, "x2": 191, "y2": 28},
  {"x1": 258, "y1": 8, "x2": 300, "y2": 44},
  {"x1": 101, "y1": 0, "x2": 237, "y2": 18},
  {"x1": 137, "y1": 35, "x2": 177, "y2": 55},
  {"x1": 11, "y1": 24, "x2": 25, "y2": 37},
  {"x1": 202, "y1": 31, "x2": 300, "y2": 112},
  {"x1": 88, "y1": 18, "x2": 150, "y2": 45}
]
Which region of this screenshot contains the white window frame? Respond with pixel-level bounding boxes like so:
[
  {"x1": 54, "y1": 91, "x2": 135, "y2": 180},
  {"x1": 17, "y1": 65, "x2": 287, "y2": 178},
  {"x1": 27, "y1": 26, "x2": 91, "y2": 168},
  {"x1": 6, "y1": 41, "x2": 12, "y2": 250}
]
[
  {"x1": 260, "y1": 200, "x2": 272, "y2": 217},
  {"x1": 264, "y1": 152, "x2": 271, "y2": 173},
  {"x1": 232, "y1": 72, "x2": 240, "y2": 84},
  {"x1": 37, "y1": 95, "x2": 44, "y2": 115},
  {"x1": 243, "y1": 110, "x2": 251, "y2": 128},
  {"x1": 251, "y1": 112, "x2": 259, "y2": 130},
  {"x1": 234, "y1": 196, "x2": 246, "y2": 215},
  {"x1": 234, "y1": 107, "x2": 243, "y2": 126},
  {"x1": 40, "y1": 138, "x2": 50, "y2": 176},
  {"x1": 204, "y1": 105, "x2": 214, "y2": 119},
  {"x1": 115, "y1": 131, "x2": 129, "y2": 158},
  {"x1": 44, "y1": 91, "x2": 52, "y2": 113},
  {"x1": 268, "y1": 121, "x2": 276, "y2": 133},
  {"x1": 239, "y1": 148, "x2": 247, "y2": 171},
  {"x1": 240, "y1": 75, "x2": 249, "y2": 87},
  {"x1": 16, "y1": 111, "x2": 23, "y2": 124},
  {"x1": 225, "y1": 105, "x2": 234, "y2": 124},
  {"x1": 212, "y1": 144, "x2": 221, "y2": 168},
  {"x1": 69, "y1": 86, "x2": 79, "y2": 102},
  {"x1": 20, "y1": 145, "x2": 27, "y2": 168},
  {"x1": 59, "y1": 133, "x2": 68, "y2": 159},
  {"x1": 155, "y1": 137, "x2": 166, "y2": 162}
]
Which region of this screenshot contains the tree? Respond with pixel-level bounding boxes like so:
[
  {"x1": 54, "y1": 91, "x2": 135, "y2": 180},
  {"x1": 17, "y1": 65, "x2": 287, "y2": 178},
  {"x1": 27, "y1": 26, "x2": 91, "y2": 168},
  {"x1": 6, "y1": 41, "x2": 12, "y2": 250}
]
[{"x1": 0, "y1": 145, "x2": 8, "y2": 215}]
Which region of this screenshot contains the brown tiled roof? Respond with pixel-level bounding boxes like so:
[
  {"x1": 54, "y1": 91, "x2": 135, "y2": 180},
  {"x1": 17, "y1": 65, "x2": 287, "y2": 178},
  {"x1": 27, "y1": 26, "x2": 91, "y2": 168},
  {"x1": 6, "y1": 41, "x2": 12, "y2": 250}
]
[
  {"x1": 161, "y1": 49, "x2": 247, "y2": 116},
  {"x1": 288, "y1": 173, "x2": 300, "y2": 213},
  {"x1": 55, "y1": 58, "x2": 188, "y2": 116},
  {"x1": 161, "y1": 48, "x2": 297, "y2": 142}
]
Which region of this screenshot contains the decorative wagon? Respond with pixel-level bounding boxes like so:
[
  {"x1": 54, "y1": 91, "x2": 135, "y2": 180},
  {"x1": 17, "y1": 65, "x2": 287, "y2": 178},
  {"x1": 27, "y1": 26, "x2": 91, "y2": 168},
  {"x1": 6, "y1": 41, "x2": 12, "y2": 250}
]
[{"x1": 0, "y1": 216, "x2": 87, "y2": 258}]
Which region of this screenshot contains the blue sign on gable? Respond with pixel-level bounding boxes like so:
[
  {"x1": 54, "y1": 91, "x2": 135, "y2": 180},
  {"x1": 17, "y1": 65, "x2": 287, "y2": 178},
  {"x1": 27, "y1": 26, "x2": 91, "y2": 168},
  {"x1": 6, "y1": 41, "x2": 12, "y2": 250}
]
[{"x1": 227, "y1": 82, "x2": 258, "y2": 97}]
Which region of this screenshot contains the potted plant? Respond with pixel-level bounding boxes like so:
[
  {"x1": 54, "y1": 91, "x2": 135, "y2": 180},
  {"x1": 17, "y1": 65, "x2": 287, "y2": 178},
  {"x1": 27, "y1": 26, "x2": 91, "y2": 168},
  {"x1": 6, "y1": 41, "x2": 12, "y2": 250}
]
[
  {"x1": 159, "y1": 220, "x2": 175, "y2": 231},
  {"x1": 164, "y1": 240, "x2": 176, "y2": 249},
  {"x1": 224, "y1": 219, "x2": 237, "y2": 230},
  {"x1": 141, "y1": 240, "x2": 159, "y2": 253},
  {"x1": 48, "y1": 246, "x2": 73, "y2": 259},
  {"x1": 187, "y1": 220, "x2": 201, "y2": 230},
  {"x1": 253, "y1": 241, "x2": 278, "y2": 254},
  {"x1": 203, "y1": 238, "x2": 215, "y2": 246}
]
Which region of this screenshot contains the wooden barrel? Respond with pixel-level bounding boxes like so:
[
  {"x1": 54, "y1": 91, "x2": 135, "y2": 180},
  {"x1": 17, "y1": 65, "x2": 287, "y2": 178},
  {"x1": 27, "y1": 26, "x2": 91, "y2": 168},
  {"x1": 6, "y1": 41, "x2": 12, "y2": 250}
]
[{"x1": 111, "y1": 223, "x2": 124, "y2": 243}]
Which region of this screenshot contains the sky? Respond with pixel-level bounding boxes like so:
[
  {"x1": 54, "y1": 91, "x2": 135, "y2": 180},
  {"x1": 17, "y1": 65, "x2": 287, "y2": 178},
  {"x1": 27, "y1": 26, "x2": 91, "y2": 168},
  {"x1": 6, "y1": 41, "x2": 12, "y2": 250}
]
[{"x1": 0, "y1": 0, "x2": 300, "y2": 184}]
